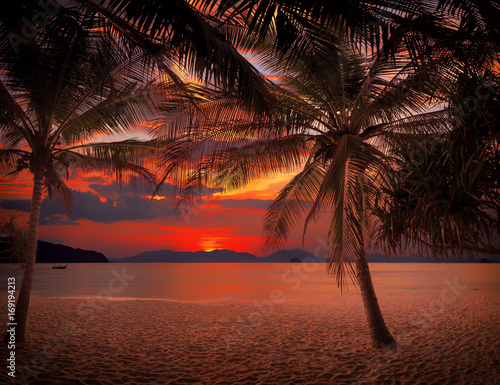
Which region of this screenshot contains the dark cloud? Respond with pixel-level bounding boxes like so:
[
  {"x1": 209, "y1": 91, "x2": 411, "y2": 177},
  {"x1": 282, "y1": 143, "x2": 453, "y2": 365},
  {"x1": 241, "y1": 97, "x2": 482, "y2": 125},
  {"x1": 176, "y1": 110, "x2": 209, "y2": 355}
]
[
  {"x1": 0, "y1": 190, "x2": 279, "y2": 226},
  {"x1": 0, "y1": 199, "x2": 31, "y2": 212},
  {"x1": 40, "y1": 215, "x2": 79, "y2": 226},
  {"x1": 88, "y1": 176, "x2": 221, "y2": 199},
  {"x1": 0, "y1": 189, "x2": 177, "y2": 225},
  {"x1": 75, "y1": 176, "x2": 107, "y2": 183},
  {"x1": 89, "y1": 180, "x2": 175, "y2": 198},
  {"x1": 41, "y1": 189, "x2": 177, "y2": 224}
]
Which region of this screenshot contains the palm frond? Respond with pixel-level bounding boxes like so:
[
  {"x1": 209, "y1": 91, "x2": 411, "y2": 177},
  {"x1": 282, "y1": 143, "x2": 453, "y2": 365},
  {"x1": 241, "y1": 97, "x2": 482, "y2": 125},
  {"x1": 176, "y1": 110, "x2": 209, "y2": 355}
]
[
  {"x1": 263, "y1": 158, "x2": 324, "y2": 250},
  {"x1": 76, "y1": 0, "x2": 274, "y2": 114},
  {"x1": 0, "y1": 214, "x2": 28, "y2": 263},
  {"x1": 372, "y1": 129, "x2": 500, "y2": 259},
  {"x1": 0, "y1": 79, "x2": 34, "y2": 145},
  {"x1": 64, "y1": 139, "x2": 159, "y2": 185}
]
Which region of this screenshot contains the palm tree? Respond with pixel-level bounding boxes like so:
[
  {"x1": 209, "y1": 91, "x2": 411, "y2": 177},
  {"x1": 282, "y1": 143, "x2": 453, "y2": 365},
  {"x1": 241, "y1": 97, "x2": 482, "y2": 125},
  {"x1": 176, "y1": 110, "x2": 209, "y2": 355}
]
[
  {"x1": 368, "y1": 0, "x2": 500, "y2": 259},
  {"x1": 155, "y1": 29, "x2": 450, "y2": 347},
  {"x1": 217, "y1": 0, "x2": 500, "y2": 61},
  {"x1": 0, "y1": 5, "x2": 164, "y2": 343},
  {"x1": 81, "y1": 0, "x2": 496, "y2": 113},
  {"x1": 118, "y1": 0, "x2": 500, "y2": 349},
  {"x1": 0, "y1": 214, "x2": 28, "y2": 263},
  {"x1": 373, "y1": 71, "x2": 500, "y2": 259},
  {"x1": 69, "y1": 0, "x2": 274, "y2": 115}
]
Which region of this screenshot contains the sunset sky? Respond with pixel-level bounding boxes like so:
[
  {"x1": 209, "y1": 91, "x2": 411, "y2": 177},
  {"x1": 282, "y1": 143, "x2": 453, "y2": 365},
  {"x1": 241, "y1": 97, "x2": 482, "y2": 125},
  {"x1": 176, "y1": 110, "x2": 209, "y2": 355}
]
[
  {"x1": 0, "y1": 160, "x2": 333, "y2": 260},
  {"x1": 0, "y1": 43, "x2": 332, "y2": 260},
  {"x1": 2, "y1": 4, "x2": 496, "y2": 263}
]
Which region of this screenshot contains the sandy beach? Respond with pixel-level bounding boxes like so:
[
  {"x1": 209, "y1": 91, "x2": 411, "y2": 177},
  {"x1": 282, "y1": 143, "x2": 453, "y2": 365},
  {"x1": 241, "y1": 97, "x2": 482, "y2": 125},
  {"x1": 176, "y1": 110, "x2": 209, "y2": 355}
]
[{"x1": 1, "y1": 292, "x2": 499, "y2": 385}]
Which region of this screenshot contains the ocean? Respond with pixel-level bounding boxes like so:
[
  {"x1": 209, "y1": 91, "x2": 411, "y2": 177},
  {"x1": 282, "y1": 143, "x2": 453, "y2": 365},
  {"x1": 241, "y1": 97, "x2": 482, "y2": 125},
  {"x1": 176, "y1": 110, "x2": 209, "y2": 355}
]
[{"x1": 1, "y1": 263, "x2": 499, "y2": 303}]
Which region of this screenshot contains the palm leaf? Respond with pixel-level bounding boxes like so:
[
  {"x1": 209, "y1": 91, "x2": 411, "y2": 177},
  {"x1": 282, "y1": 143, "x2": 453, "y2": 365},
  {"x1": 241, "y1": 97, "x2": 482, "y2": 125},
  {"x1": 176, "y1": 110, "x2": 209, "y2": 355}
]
[{"x1": 263, "y1": 158, "x2": 324, "y2": 250}]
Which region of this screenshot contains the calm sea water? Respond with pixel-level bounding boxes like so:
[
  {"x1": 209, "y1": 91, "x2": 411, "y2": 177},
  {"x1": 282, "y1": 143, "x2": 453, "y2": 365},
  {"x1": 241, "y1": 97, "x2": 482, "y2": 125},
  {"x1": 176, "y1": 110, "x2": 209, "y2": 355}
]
[{"x1": 0, "y1": 263, "x2": 499, "y2": 303}]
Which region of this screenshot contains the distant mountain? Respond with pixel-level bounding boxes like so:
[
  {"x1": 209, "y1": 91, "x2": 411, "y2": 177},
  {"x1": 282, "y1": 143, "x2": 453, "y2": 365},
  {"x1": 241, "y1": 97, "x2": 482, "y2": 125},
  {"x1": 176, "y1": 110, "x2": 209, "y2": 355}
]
[
  {"x1": 0, "y1": 239, "x2": 109, "y2": 263},
  {"x1": 2, "y1": 239, "x2": 496, "y2": 264},
  {"x1": 115, "y1": 249, "x2": 262, "y2": 263},
  {"x1": 263, "y1": 249, "x2": 327, "y2": 263},
  {"x1": 114, "y1": 248, "x2": 327, "y2": 263},
  {"x1": 114, "y1": 248, "x2": 500, "y2": 263},
  {"x1": 36, "y1": 241, "x2": 109, "y2": 263}
]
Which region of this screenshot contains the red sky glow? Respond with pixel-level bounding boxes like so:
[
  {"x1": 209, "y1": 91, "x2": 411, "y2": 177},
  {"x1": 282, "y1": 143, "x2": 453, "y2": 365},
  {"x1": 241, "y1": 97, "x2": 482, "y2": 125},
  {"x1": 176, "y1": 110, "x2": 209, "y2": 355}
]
[{"x1": 0, "y1": 167, "x2": 332, "y2": 259}]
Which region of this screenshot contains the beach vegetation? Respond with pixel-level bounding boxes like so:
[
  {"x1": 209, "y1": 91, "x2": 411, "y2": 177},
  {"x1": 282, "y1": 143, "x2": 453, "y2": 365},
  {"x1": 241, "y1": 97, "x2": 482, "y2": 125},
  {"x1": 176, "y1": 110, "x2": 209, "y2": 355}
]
[
  {"x1": 154, "y1": 0, "x2": 499, "y2": 348},
  {"x1": 0, "y1": 4, "x2": 161, "y2": 342}
]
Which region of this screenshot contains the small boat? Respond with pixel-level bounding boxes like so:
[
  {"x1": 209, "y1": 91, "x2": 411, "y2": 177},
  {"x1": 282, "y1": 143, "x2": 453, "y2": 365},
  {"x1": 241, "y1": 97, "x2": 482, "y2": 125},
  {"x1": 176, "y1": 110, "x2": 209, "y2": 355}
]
[{"x1": 52, "y1": 264, "x2": 68, "y2": 269}]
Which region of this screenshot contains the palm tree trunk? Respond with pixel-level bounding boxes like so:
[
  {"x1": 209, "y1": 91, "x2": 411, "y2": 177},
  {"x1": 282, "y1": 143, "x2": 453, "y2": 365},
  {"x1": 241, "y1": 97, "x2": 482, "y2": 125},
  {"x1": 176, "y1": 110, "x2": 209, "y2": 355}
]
[
  {"x1": 9, "y1": 171, "x2": 44, "y2": 344},
  {"x1": 352, "y1": 210, "x2": 396, "y2": 349}
]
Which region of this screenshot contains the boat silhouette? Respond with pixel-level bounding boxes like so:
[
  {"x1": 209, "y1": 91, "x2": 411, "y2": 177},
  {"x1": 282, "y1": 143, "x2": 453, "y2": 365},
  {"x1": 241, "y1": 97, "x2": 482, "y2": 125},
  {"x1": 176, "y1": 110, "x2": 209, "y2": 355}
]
[{"x1": 52, "y1": 264, "x2": 68, "y2": 269}]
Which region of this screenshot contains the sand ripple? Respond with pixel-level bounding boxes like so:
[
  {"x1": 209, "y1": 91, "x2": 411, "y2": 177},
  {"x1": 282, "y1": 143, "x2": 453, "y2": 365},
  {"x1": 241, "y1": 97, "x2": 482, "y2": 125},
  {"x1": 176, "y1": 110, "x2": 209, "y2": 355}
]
[{"x1": 0, "y1": 294, "x2": 499, "y2": 384}]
